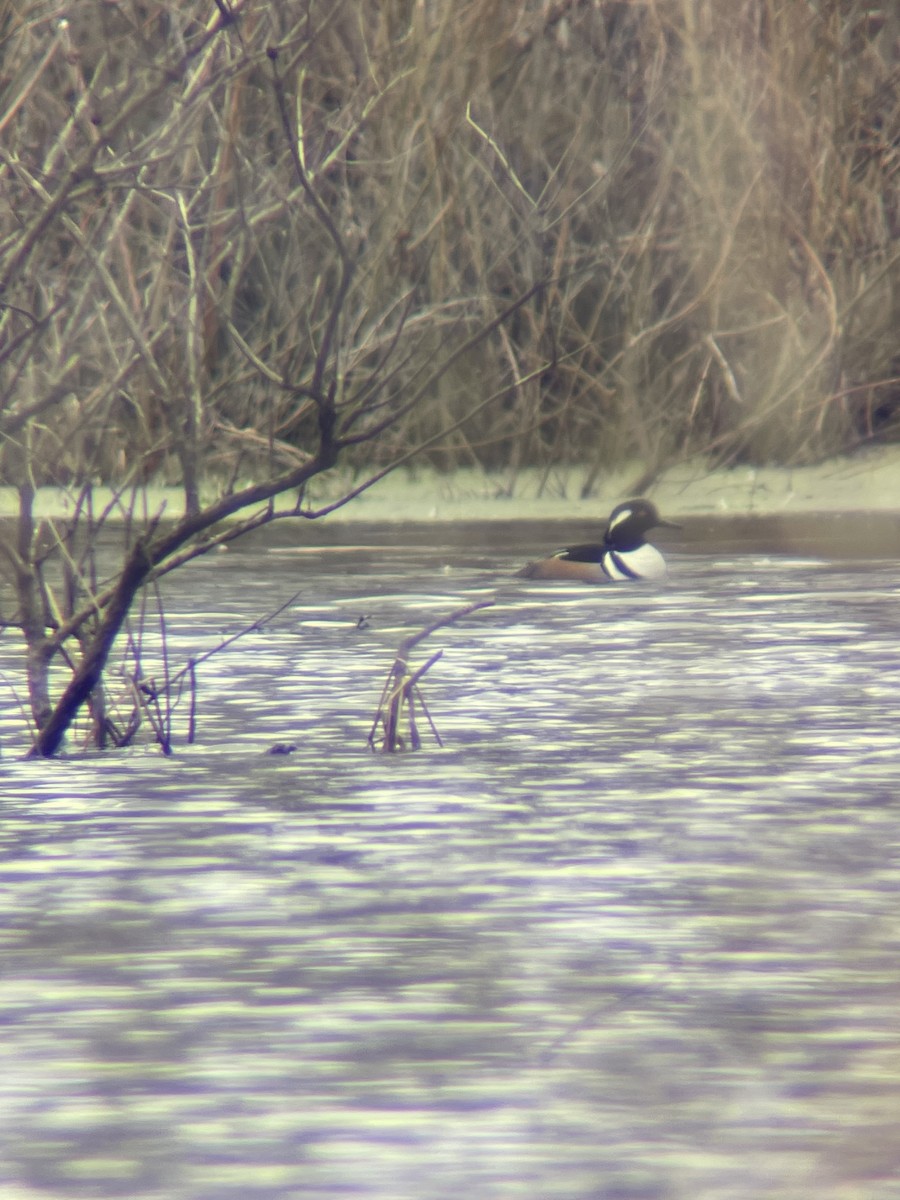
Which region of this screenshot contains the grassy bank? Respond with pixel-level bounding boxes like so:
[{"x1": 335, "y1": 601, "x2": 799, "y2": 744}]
[{"x1": 5, "y1": 444, "x2": 900, "y2": 524}]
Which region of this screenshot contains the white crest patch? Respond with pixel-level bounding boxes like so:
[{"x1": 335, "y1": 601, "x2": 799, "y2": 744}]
[{"x1": 607, "y1": 506, "x2": 634, "y2": 532}]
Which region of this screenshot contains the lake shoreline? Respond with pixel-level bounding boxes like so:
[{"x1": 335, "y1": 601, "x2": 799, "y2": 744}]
[
  {"x1": 332, "y1": 445, "x2": 900, "y2": 523},
  {"x1": 3, "y1": 444, "x2": 900, "y2": 525}
]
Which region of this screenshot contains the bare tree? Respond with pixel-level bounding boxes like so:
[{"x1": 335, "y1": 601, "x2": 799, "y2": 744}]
[{"x1": 0, "y1": 2, "x2": 547, "y2": 756}]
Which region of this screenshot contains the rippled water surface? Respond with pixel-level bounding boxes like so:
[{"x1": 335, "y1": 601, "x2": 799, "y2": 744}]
[{"x1": 2, "y1": 517, "x2": 900, "y2": 1200}]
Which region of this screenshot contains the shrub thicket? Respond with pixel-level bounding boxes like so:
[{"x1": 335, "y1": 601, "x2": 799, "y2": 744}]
[{"x1": 1, "y1": 1, "x2": 897, "y2": 487}]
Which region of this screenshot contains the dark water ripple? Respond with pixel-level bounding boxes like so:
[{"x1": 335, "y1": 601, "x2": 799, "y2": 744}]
[{"x1": 1, "y1": 523, "x2": 899, "y2": 1199}]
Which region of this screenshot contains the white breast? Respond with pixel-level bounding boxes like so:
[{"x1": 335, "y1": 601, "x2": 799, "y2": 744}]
[{"x1": 604, "y1": 543, "x2": 668, "y2": 581}]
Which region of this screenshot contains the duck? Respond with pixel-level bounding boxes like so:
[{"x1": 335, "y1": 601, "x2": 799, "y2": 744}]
[{"x1": 517, "y1": 498, "x2": 679, "y2": 582}]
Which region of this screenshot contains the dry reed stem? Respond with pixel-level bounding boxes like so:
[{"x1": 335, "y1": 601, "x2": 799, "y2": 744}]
[{"x1": 368, "y1": 600, "x2": 494, "y2": 752}]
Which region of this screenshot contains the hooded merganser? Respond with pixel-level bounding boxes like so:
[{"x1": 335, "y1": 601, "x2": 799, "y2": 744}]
[{"x1": 517, "y1": 498, "x2": 679, "y2": 582}]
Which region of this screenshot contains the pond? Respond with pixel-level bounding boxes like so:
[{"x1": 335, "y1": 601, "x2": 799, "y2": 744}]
[{"x1": 1, "y1": 515, "x2": 899, "y2": 1199}]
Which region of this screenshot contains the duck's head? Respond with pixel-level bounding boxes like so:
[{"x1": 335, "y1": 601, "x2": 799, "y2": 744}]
[{"x1": 606, "y1": 499, "x2": 680, "y2": 550}]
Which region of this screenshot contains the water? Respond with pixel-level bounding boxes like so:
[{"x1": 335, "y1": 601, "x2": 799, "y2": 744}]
[{"x1": 2, "y1": 517, "x2": 900, "y2": 1199}]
